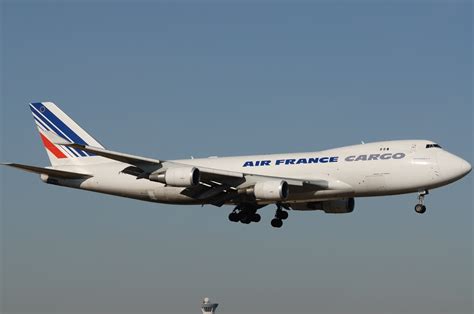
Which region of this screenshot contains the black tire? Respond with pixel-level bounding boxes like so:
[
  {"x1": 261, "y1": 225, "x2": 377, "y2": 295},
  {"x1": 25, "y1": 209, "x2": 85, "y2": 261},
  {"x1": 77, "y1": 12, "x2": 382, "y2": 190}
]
[
  {"x1": 271, "y1": 218, "x2": 283, "y2": 228},
  {"x1": 415, "y1": 204, "x2": 426, "y2": 214},
  {"x1": 240, "y1": 214, "x2": 252, "y2": 224},
  {"x1": 277, "y1": 210, "x2": 289, "y2": 220},
  {"x1": 228, "y1": 212, "x2": 239, "y2": 222},
  {"x1": 241, "y1": 217, "x2": 252, "y2": 224},
  {"x1": 252, "y1": 213, "x2": 261, "y2": 223}
]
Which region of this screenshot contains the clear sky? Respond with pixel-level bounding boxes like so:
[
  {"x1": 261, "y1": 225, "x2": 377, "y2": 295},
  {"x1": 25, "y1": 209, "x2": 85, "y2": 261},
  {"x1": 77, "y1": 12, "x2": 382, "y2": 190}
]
[{"x1": 1, "y1": 1, "x2": 472, "y2": 314}]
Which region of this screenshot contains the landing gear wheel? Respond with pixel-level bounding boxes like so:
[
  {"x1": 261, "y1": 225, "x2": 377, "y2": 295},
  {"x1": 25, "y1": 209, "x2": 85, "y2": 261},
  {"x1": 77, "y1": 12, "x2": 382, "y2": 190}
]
[
  {"x1": 276, "y1": 210, "x2": 288, "y2": 220},
  {"x1": 252, "y1": 213, "x2": 261, "y2": 223},
  {"x1": 228, "y1": 212, "x2": 239, "y2": 222},
  {"x1": 240, "y1": 215, "x2": 252, "y2": 224},
  {"x1": 414, "y1": 190, "x2": 428, "y2": 214},
  {"x1": 271, "y1": 218, "x2": 283, "y2": 228},
  {"x1": 415, "y1": 204, "x2": 426, "y2": 214}
]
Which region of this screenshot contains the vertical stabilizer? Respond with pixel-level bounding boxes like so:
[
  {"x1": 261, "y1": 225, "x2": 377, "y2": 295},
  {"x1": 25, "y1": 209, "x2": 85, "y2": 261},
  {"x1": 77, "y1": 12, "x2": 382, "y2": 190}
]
[{"x1": 29, "y1": 102, "x2": 106, "y2": 167}]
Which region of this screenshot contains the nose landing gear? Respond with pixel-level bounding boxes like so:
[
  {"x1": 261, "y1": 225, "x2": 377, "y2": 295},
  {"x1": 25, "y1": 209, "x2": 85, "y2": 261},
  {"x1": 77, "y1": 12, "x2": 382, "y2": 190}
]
[{"x1": 415, "y1": 190, "x2": 428, "y2": 214}]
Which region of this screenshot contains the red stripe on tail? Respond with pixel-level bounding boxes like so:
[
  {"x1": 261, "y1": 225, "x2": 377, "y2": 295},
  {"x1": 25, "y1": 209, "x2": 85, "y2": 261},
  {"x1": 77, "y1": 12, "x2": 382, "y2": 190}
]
[{"x1": 39, "y1": 133, "x2": 67, "y2": 159}]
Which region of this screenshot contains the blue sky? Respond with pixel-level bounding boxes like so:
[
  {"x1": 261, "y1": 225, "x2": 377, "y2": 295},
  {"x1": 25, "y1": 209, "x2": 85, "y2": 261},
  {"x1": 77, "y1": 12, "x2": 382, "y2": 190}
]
[{"x1": 1, "y1": 1, "x2": 472, "y2": 314}]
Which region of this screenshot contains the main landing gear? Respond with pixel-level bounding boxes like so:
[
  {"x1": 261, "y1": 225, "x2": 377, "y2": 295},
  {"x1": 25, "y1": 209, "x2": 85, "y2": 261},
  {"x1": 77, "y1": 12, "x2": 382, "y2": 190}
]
[
  {"x1": 228, "y1": 203, "x2": 290, "y2": 227},
  {"x1": 228, "y1": 205, "x2": 261, "y2": 224},
  {"x1": 414, "y1": 190, "x2": 428, "y2": 214},
  {"x1": 271, "y1": 204, "x2": 289, "y2": 228}
]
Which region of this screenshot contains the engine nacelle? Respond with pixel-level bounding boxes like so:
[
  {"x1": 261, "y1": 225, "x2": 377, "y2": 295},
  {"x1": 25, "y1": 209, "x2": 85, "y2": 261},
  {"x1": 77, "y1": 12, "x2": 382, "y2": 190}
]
[
  {"x1": 291, "y1": 198, "x2": 355, "y2": 214},
  {"x1": 252, "y1": 180, "x2": 289, "y2": 201},
  {"x1": 149, "y1": 167, "x2": 200, "y2": 187}
]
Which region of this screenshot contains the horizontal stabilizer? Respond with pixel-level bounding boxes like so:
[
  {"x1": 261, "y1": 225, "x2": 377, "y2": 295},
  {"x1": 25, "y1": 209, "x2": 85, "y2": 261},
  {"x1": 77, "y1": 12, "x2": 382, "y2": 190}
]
[
  {"x1": 42, "y1": 130, "x2": 72, "y2": 145},
  {"x1": 2, "y1": 163, "x2": 93, "y2": 179},
  {"x1": 66, "y1": 144, "x2": 162, "y2": 167}
]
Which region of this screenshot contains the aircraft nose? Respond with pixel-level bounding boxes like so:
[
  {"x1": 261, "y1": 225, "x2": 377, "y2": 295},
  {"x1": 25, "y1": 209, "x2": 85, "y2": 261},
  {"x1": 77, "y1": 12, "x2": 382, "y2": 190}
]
[
  {"x1": 439, "y1": 151, "x2": 471, "y2": 181},
  {"x1": 459, "y1": 158, "x2": 472, "y2": 176}
]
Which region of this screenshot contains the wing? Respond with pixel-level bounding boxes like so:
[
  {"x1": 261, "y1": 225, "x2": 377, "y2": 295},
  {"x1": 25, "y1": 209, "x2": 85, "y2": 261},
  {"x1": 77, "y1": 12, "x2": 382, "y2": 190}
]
[{"x1": 45, "y1": 131, "x2": 352, "y2": 205}]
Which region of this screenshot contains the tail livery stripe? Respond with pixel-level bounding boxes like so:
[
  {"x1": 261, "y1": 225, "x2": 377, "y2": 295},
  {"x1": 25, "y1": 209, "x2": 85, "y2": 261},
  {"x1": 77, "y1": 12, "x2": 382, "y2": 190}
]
[
  {"x1": 30, "y1": 104, "x2": 88, "y2": 157},
  {"x1": 30, "y1": 104, "x2": 90, "y2": 157},
  {"x1": 32, "y1": 112, "x2": 80, "y2": 157},
  {"x1": 39, "y1": 132, "x2": 67, "y2": 159},
  {"x1": 35, "y1": 120, "x2": 76, "y2": 158},
  {"x1": 33, "y1": 115, "x2": 49, "y2": 131},
  {"x1": 29, "y1": 101, "x2": 106, "y2": 166},
  {"x1": 30, "y1": 105, "x2": 83, "y2": 156},
  {"x1": 30, "y1": 103, "x2": 89, "y2": 146}
]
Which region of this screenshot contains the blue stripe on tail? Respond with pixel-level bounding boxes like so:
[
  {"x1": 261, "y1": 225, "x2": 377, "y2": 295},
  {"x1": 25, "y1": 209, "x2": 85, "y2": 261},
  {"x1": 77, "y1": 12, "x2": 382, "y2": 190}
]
[
  {"x1": 30, "y1": 103, "x2": 93, "y2": 157},
  {"x1": 31, "y1": 107, "x2": 81, "y2": 157}
]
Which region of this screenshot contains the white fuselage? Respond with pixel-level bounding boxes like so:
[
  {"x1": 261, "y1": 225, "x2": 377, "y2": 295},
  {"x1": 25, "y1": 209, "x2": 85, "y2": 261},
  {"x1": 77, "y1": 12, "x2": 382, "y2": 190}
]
[{"x1": 45, "y1": 140, "x2": 471, "y2": 205}]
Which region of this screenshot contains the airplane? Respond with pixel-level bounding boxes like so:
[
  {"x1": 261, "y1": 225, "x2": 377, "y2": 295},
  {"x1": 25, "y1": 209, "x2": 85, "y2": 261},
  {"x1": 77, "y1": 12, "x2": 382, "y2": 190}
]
[{"x1": 2, "y1": 102, "x2": 471, "y2": 228}]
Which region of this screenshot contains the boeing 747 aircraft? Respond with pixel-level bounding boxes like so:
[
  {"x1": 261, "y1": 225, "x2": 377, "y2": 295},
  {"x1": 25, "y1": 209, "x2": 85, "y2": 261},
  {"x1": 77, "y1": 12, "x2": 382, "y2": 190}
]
[{"x1": 3, "y1": 102, "x2": 471, "y2": 228}]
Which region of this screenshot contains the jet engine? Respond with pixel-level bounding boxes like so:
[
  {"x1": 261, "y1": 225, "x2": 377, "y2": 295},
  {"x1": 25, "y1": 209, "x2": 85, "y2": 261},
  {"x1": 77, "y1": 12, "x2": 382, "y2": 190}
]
[
  {"x1": 291, "y1": 198, "x2": 355, "y2": 213},
  {"x1": 251, "y1": 180, "x2": 289, "y2": 201},
  {"x1": 148, "y1": 167, "x2": 200, "y2": 187}
]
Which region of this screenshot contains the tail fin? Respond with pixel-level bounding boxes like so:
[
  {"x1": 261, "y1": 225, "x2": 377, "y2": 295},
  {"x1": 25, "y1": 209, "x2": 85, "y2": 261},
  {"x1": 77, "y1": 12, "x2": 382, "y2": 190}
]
[{"x1": 29, "y1": 102, "x2": 106, "y2": 167}]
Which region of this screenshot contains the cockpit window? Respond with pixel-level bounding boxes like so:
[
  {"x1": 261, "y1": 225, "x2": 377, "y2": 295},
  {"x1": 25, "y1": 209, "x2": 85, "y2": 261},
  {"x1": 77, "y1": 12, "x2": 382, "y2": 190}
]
[{"x1": 426, "y1": 144, "x2": 442, "y2": 148}]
